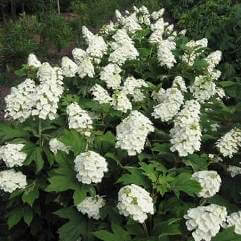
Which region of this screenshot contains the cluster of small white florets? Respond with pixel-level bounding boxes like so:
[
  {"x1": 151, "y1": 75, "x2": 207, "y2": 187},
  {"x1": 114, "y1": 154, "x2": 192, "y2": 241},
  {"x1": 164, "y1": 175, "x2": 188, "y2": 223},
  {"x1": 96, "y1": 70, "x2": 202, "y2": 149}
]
[
  {"x1": 182, "y1": 38, "x2": 208, "y2": 66},
  {"x1": 206, "y1": 50, "x2": 222, "y2": 73},
  {"x1": 122, "y1": 76, "x2": 147, "y2": 99},
  {"x1": 100, "y1": 63, "x2": 122, "y2": 89},
  {"x1": 5, "y1": 55, "x2": 65, "y2": 122},
  {"x1": 157, "y1": 39, "x2": 176, "y2": 69},
  {"x1": 72, "y1": 48, "x2": 95, "y2": 78},
  {"x1": 0, "y1": 144, "x2": 26, "y2": 168},
  {"x1": 90, "y1": 84, "x2": 112, "y2": 104},
  {"x1": 111, "y1": 90, "x2": 132, "y2": 113},
  {"x1": 76, "y1": 195, "x2": 105, "y2": 220},
  {"x1": 82, "y1": 26, "x2": 108, "y2": 63},
  {"x1": 28, "y1": 53, "x2": 41, "y2": 68},
  {"x1": 116, "y1": 111, "x2": 154, "y2": 156},
  {"x1": 192, "y1": 171, "x2": 221, "y2": 198},
  {"x1": 115, "y1": 10, "x2": 142, "y2": 34},
  {"x1": 184, "y1": 204, "x2": 227, "y2": 241},
  {"x1": 134, "y1": 6, "x2": 151, "y2": 26},
  {"x1": 61, "y1": 56, "x2": 78, "y2": 78},
  {"x1": 0, "y1": 169, "x2": 27, "y2": 193},
  {"x1": 109, "y1": 29, "x2": 139, "y2": 66},
  {"x1": 216, "y1": 128, "x2": 241, "y2": 158},
  {"x1": 4, "y1": 78, "x2": 36, "y2": 122},
  {"x1": 32, "y1": 63, "x2": 64, "y2": 120},
  {"x1": 227, "y1": 165, "x2": 241, "y2": 177},
  {"x1": 222, "y1": 211, "x2": 241, "y2": 235},
  {"x1": 152, "y1": 76, "x2": 186, "y2": 121},
  {"x1": 49, "y1": 138, "x2": 69, "y2": 155},
  {"x1": 170, "y1": 100, "x2": 202, "y2": 156},
  {"x1": 190, "y1": 75, "x2": 216, "y2": 103},
  {"x1": 91, "y1": 75, "x2": 147, "y2": 113},
  {"x1": 74, "y1": 151, "x2": 108, "y2": 184},
  {"x1": 66, "y1": 102, "x2": 93, "y2": 137},
  {"x1": 117, "y1": 184, "x2": 154, "y2": 223}
]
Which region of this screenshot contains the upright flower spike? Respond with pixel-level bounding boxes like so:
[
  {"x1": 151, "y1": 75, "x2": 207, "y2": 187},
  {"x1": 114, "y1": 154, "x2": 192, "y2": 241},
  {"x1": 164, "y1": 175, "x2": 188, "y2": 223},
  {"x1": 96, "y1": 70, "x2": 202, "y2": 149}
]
[
  {"x1": 66, "y1": 102, "x2": 93, "y2": 137},
  {"x1": 116, "y1": 110, "x2": 154, "y2": 156},
  {"x1": 216, "y1": 128, "x2": 241, "y2": 158},
  {"x1": 170, "y1": 100, "x2": 201, "y2": 156},
  {"x1": 5, "y1": 78, "x2": 36, "y2": 122}
]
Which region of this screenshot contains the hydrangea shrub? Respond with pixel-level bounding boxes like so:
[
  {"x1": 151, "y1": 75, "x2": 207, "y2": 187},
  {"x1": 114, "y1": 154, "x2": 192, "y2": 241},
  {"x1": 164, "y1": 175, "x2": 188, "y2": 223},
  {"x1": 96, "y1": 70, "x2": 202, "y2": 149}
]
[{"x1": 1, "y1": 5, "x2": 241, "y2": 241}]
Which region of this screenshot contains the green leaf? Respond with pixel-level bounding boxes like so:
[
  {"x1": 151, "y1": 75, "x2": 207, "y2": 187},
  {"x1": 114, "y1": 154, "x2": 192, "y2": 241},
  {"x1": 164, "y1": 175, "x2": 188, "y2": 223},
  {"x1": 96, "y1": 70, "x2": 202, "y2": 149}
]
[
  {"x1": 23, "y1": 144, "x2": 44, "y2": 173},
  {"x1": 23, "y1": 207, "x2": 33, "y2": 226},
  {"x1": 46, "y1": 175, "x2": 79, "y2": 192},
  {"x1": 0, "y1": 122, "x2": 29, "y2": 144},
  {"x1": 171, "y1": 173, "x2": 201, "y2": 198},
  {"x1": 7, "y1": 208, "x2": 23, "y2": 229},
  {"x1": 111, "y1": 223, "x2": 131, "y2": 241},
  {"x1": 22, "y1": 182, "x2": 39, "y2": 206},
  {"x1": 73, "y1": 185, "x2": 91, "y2": 205},
  {"x1": 54, "y1": 207, "x2": 79, "y2": 220},
  {"x1": 94, "y1": 224, "x2": 131, "y2": 241},
  {"x1": 184, "y1": 154, "x2": 209, "y2": 171},
  {"x1": 117, "y1": 167, "x2": 150, "y2": 188},
  {"x1": 59, "y1": 129, "x2": 86, "y2": 155},
  {"x1": 212, "y1": 227, "x2": 241, "y2": 241},
  {"x1": 153, "y1": 218, "x2": 181, "y2": 237},
  {"x1": 93, "y1": 231, "x2": 116, "y2": 241}
]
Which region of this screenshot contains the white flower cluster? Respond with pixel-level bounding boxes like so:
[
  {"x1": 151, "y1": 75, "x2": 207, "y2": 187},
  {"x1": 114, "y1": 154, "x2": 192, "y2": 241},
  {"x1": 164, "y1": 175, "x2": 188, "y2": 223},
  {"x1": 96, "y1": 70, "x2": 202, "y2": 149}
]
[
  {"x1": 157, "y1": 39, "x2": 176, "y2": 69},
  {"x1": 182, "y1": 38, "x2": 208, "y2": 66},
  {"x1": 91, "y1": 75, "x2": 147, "y2": 113},
  {"x1": 116, "y1": 111, "x2": 154, "y2": 156},
  {"x1": 223, "y1": 211, "x2": 241, "y2": 235},
  {"x1": 192, "y1": 171, "x2": 221, "y2": 198},
  {"x1": 100, "y1": 63, "x2": 122, "y2": 89},
  {"x1": 5, "y1": 78, "x2": 36, "y2": 122},
  {"x1": 170, "y1": 100, "x2": 202, "y2": 156},
  {"x1": 0, "y1": 169, "x2": 27, "y2": 193},
  {"x1": 109, "y1": 29, "x2": 139, "y2": 66},
  {"x1": 61, "y1": 56, "x2": 78, "y2": 78},
  {"x1": 72, "y1": 48, "x2": 95, "y2": 78},
  {"x1": 76, "y1": 195, "x2": 105, "y2": 220},
  {"x1": 5, "y1": 56, "x2": 65, "y2": 122},
  {"x1": 49, "y1": 138, "x2": 69, "y2": 155},
  {"x1": 184, "y1": 204, "x2": 227, "y2": 241},
  {"x1": 82, "y1": 26, "x2": 107, "y2": 62},
  {"x1": 90, "y1": 84, "x2": 112, "y2": 104},
  {"x1": 115, "y1": 10, "x2": 142, "y2": 34},
  {"x1": 66, "y1": 102, "x2": 93, "y2": 137},
  {"x1": 112, "y1": 90, "x2": 132, "y2": 113},
  {"x1": 216, "y1": 128, "x2": 241, "y2": 158},
  {"x1": 152, "y1": 76, "x2": 186, "y2": 121},
  {"x1": 134, "y1": 6, "x2": 151, "y2": 26},
  {"x1": 27, "y1": 53, "x2": 41, "y2": 68},
  {"x1": 0, "y1": 144, "x2": 26, "y2": 168},
  {"x1": 117, "y1": 184, "x2": 154, "y2": 223},
  {"x1": 32, "y1": 63, "x2": 64, "y2": 120},
  {"x1": 227, "y1": 165, "x2": 241, "y2": 177},
  {"x1": 122, "y1": 76, "x2": 147, "y2": 100},
  {"x1": 74, "y1": 151, "x2": 108, "y2": 184},
  {"x1": 190, "y1": 75, "x2": 216, "y2": 103}
]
